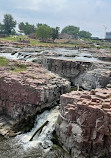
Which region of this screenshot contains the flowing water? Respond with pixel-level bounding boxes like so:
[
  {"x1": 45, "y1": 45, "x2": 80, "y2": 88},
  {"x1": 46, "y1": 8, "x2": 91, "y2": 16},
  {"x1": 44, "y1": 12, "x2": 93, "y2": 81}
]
[
  {"x1": 0, "y1": 47, "x2": 101, "y2": 62},
  {"x1": 0, "y1": 53, "x2": 18, "y2": 60},
  {"x1": 0, "y1": 46, "x2": 101, "y2": 158},
  {"x1": 0, "y1": 107, "x2": 62, "y2": 158}
]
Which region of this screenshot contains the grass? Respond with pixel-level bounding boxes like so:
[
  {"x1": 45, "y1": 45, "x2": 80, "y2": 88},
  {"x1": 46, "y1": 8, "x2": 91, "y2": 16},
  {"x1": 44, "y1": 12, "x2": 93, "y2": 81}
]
[
  {"x1": 10, "y1": 62, "x2": 27, "y2": 73},
  {"x1": 0, "y1": 56, "x2": 27, "y2": 72},
  {"x1": 0, "y1": 35, "x2": 111, "y2": 50},
  {"x1": 0, "y1": 57, "x2": 9, "y2": 66},
  {"x1": 0, "y1": 36, "x2": 19, "y2": 42},
  {"x1": 0, "y1": 35, "x2": 83, "y2": 48}
]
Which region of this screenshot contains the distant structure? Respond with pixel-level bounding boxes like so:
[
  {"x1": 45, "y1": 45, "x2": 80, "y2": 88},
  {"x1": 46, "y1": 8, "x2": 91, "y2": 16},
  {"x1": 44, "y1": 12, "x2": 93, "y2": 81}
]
[
  {"x1": 59, "y1": 33, "x2": 74, "y2": 39},
  {"x1": 103, "y1": 25, "x2": 107, "y2": 37},
  {"x1": 105, "y1": 32, "x2": 111, "y2": 39}
]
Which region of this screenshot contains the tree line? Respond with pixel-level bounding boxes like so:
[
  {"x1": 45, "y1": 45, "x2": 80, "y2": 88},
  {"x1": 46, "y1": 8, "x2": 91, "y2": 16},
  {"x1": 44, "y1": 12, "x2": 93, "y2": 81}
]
[{"x1": 0, "y1": 14, "x2": 92, "y2": 42}]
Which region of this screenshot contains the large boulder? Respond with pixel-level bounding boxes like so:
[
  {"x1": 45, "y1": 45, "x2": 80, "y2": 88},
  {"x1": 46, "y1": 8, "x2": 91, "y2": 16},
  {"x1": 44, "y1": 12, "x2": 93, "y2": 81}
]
[{"x1": 75, "y1": 68, "x2": 111, "y2": 90}]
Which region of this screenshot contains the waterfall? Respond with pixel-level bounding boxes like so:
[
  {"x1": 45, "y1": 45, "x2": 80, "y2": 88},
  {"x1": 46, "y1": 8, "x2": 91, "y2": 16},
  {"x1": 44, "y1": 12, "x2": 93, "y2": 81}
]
[{"x1": 16, "y1": 106, "x2": 59, "y2": 151}]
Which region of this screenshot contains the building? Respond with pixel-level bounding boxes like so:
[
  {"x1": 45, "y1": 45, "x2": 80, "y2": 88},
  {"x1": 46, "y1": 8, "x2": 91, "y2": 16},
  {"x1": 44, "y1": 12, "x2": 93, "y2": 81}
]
[{"x1": 105, "y1": 32, "x2": 111, "y2": 39}]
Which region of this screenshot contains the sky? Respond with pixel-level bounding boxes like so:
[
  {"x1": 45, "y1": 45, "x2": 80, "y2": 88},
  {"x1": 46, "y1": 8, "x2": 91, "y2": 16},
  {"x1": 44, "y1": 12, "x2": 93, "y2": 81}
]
[{"x1": 0, "y1": 0, "x2": 111, "y2": 38}]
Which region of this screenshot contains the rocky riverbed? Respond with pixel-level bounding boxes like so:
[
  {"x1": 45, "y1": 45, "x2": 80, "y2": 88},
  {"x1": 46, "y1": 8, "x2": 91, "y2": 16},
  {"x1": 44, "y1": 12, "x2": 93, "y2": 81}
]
[
  {"x1": 1, "y1": 41, "x2": 111, "y2": 157},
  {"x1": 0, "y1": 39, "x2": 104, "y2": 63}
]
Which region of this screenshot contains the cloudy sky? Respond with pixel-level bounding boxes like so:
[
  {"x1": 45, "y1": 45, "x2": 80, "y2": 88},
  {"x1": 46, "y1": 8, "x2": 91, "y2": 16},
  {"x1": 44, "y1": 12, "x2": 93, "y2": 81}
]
[{"x1": 0, "y1": 0, "x2": 111, "y2": 38}]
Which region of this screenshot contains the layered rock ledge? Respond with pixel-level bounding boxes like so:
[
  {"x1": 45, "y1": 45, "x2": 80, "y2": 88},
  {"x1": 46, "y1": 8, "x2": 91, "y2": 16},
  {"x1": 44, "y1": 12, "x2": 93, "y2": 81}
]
[
  {"x1": 43, "y1": 57, "x2": 111, "y2": 90},
  {"x1": 56, "y1": 88, "x2": 111, "y2": 158},
  {"x1": 0, "y1": 59, "x2": 70, "y2": 136}
]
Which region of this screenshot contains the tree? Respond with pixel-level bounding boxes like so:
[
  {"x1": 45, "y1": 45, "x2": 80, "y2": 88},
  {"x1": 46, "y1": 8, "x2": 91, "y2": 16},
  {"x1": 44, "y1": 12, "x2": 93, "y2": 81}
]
[
  {"x1": 61, "y1": 25, "x2": 80, "y2": 38},
  {"x1": 3, "y1": 14, "x2": 16, "y2": 35},
  {"x1": 0, "y1": 23, "x2": 4, "y2": 34},
  {"x1": 18, "y1": 22, "x2": 24, "y2": 33},
  {"x1": 79, "y1": 30, "x2": 92, "y2": 39},
  {"x1": 36, "y1": 24, "x2": 52, "y2": 42},
  {"x1": 51, "y1": 27, "x2": 59, "y2": 42},
  {"x1": 18, "y1": 22, "x2": 36, "y2": 35}
]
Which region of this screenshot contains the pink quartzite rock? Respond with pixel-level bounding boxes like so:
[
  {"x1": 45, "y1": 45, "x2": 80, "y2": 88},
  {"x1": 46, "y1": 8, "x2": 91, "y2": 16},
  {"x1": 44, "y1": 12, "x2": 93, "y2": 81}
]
[
  {"x1": 0, "y1": 59, "x2": 70, "y2": 135},
  {"x1": 56, "y1": 88, "x2": 111, "y2": 158}
]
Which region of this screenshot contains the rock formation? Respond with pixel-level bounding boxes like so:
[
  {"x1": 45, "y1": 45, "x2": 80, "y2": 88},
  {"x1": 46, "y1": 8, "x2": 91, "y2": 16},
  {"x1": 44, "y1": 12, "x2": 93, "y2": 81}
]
[
  {"x1": 56, "y1": 88, "x2": 111, "y2": 158},
  {"x1": 0, "y1": 59, "x2": 70, "y2": 136},
  {"x1": 43, "y1": 57, "x2": 111, "y2": 90}
]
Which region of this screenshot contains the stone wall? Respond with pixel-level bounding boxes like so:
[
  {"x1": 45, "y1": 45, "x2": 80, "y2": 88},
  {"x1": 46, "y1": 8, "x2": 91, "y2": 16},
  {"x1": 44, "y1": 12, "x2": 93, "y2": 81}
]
[
  {"x1": 43, "y1": 57, "x2": 111, "y2": 90},
  {"x1": 56, "y1": 89, "x2": 111, "y2": 158}
]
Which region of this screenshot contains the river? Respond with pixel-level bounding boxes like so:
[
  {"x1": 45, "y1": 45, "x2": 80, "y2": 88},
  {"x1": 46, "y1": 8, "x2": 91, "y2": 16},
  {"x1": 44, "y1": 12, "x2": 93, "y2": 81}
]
[
  {"x1": 0, "y1": 47, "x2": 100, "y2": 62},
  {"x1": 0, "y1": 46, "x2": 100, "y2": 158},
  {"x1": 0, "y1": 107, "x2": 69, "y2": 158}
]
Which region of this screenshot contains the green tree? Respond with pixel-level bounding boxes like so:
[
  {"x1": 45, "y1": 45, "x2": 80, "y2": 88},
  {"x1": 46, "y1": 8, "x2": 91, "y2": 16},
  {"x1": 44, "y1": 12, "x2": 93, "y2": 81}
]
[
  {"x1": 61, "y1": 25, "x2": 80, "y2": 38},
  {"x1": 18, "y1": 22, "x2": 24, "y2": 33},
  {"x1": 79, "y1": 30, "x2": 92, "y2": 39},
  {"x1": 18, "y1": 22, "x2": 36, "y2": 35},
  {"x1": 0, "y1": 23, "x2": 4, "y2": 34},
  {"x1": 51, "y1": 27, "x2": 59, "y2": 42},
  {"x1": 3, "y1": 14, "x2": 16, "y2": 35},
  {"x1": 36, "y1": 24, "x2": 52, "y2": 42}
]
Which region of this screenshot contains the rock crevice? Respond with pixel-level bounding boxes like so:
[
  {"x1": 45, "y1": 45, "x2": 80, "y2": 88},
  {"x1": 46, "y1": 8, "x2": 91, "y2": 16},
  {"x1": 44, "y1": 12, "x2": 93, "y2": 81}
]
[{"x1": 0, "y1": 60, "x2": 70, "y2": 135}]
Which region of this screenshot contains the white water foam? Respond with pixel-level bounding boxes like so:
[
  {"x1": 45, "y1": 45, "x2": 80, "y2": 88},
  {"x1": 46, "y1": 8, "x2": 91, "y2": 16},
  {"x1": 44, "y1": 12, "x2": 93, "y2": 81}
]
[{"x1": 15, "y1": 106, "x2": 59, "y2": 151}]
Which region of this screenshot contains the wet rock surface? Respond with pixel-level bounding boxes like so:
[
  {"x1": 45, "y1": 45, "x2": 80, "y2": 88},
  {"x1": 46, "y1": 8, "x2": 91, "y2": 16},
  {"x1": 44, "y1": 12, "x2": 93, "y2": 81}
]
[
  {"x1": 43, "y1": 57, "x2": 93, "y2": 81},
  {"x1": 0, "y1": 134, "x2": 71, "y2": 158},
  {"x1": 89, "y1": 48, "x2": 111, "y2": 61},
  {"x1": 43, "y1": 57, "x2": 111, "y2": 90},
  {"x1": 0, "y1": 60, "x2": 70, "y2": 136},
  {"x1": 56, "y1": 88, "x2": 111, "y2": 158}
]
